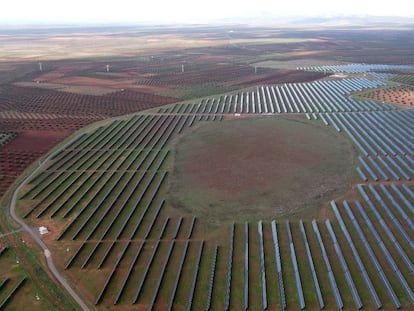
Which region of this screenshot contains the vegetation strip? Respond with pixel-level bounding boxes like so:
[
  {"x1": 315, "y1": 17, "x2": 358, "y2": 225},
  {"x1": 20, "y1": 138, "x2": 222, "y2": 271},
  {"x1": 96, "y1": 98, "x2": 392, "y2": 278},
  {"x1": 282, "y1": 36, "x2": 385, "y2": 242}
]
[
  {"x1": 286, "y1": 221, "x2": 305, "y2": 310},
  {"x1": 94, "y1": 241, "x2": 131, "y2": 305},
  {"x1": 224, "y1": 223, "x2": 234, "y2": 311},
  {"x1": 271, "y1": 220, "x2": 286, "y2": 310},
  {"x1": 167, "y1": 240, "x2": 190, "y2": 311},
  {"x1": 113, "y1": 241, "x2": 145, "y2": 305},
  {"x1": 312, "y1": 220, "x2": 344, "y2": 310},
  {"x1": 148, "y1": 240, "x2": 175, "y2": 310},
  {"x1": 132, "y1": 240, "x2": 161, "y2": 304},
  {"x1": 186, "y1": 240, "x2": 204, "y2": 311},
  {"x1": 258, "y1": 221, "x2": 268, "y2": 310},
  {"x1": 299, "y1": 220, "x2": 325, "y2": 310},
  {"x1": 205, "y1": 244, "x2": 218, "y2": 311},
  {"x1": 325, "y1": 219, "x2": 363, "y2": 309},
  {"x1": 243, "y1": 222, "x2": 249, "y2": 311}
]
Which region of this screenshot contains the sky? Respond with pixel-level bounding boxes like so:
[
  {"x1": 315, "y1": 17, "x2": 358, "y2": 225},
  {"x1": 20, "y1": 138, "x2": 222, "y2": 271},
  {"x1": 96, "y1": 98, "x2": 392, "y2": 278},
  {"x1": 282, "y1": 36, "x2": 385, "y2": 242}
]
[{"x1": 1, "y1": 0, "x2": 413, "y2": 24}]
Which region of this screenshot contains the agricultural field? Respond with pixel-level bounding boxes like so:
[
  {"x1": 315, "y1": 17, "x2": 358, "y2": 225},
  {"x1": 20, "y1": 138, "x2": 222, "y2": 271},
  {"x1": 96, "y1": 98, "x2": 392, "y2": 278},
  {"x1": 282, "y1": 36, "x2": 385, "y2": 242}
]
[
  {"x1": 359, "y1": 86, "x2": 414, "y2": 107},
  {"x1": 0, "y1": 25, "x2": 414, "y2": 310}
]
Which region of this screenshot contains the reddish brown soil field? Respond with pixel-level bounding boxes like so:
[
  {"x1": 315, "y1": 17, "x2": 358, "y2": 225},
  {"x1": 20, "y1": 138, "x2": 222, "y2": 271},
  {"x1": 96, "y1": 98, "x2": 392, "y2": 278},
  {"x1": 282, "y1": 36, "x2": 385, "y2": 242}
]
[
  {"x1": 0, "y1": 131, "x2": 70, "y2": 193},
  {"x1": 0, "y1": 85, "x2": 176, "y2": 118},
  {"x1": 360, "y1": 86, "x2": 414, "y2": 107},
  {"x1": 1, "y1": 130, "x2": 69, "y2": 152}
]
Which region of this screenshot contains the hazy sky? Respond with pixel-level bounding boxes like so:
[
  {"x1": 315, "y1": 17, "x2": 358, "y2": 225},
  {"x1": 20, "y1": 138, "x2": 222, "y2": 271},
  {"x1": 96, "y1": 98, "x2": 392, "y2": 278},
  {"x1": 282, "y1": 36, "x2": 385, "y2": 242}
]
[{"x1": 1, "y1": 0, "x2": 413, "y2": 24}]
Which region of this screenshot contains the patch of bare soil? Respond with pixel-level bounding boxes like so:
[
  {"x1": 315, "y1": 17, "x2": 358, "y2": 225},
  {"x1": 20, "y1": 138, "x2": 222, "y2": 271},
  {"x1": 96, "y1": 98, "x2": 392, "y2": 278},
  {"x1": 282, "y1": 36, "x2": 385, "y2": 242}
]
[{"x1": 1, "y1": 130, "x2": 69, "y2": 153}]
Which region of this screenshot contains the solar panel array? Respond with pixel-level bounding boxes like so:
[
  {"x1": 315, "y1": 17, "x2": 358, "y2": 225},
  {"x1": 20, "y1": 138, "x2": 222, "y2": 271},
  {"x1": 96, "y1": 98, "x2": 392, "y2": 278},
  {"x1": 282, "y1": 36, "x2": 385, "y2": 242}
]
[
  {"x1": 19, "y1": 63, "x2": 414, "y2": 310},
  {"x1": 298, "y1": 63, "x2": 413, "y2": 73}
]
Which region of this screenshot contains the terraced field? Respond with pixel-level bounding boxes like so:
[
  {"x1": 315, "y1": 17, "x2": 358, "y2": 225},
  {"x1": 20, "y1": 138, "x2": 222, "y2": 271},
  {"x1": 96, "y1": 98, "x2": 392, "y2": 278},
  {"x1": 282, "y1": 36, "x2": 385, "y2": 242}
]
[{"x1": 16, "y1": 68, "x2": 414, "y2": 310}]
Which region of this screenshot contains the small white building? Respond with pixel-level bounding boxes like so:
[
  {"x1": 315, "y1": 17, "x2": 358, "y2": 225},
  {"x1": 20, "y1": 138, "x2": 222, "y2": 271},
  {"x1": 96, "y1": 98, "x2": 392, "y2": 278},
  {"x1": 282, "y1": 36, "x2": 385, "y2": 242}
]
[{"x1": 39, "y1": 226, "x2": 48, "y2": 235}]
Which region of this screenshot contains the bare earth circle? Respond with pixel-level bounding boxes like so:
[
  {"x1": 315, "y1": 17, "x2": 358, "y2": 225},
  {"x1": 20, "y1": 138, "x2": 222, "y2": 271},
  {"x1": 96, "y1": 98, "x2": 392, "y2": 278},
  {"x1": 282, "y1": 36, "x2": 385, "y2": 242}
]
[{"x1": 168, "y1": 115, "x2": 356, "y2": 224}]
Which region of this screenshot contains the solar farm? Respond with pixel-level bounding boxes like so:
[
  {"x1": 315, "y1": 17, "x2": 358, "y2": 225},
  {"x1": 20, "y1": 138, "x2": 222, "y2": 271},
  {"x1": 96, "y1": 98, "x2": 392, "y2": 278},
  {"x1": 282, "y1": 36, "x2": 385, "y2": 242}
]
[
  {"x1": 0, "y1": 25, "x2": 414, "y2": 311},
  {"x1": 9, "y1": 63, "x2": 413, "y2": 310}
]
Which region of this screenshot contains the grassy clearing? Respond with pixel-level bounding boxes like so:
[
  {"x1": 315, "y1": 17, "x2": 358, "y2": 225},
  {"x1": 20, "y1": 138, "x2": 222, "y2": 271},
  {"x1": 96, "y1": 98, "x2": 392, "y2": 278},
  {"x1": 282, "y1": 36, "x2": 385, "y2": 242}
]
[{"x1": 168, "y1": 115, "x2": 357, "y2": 225}]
